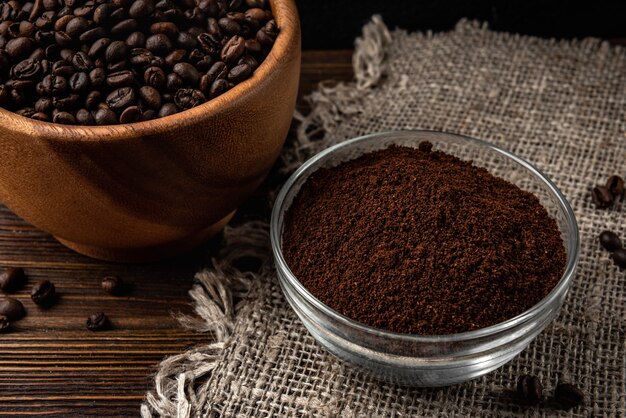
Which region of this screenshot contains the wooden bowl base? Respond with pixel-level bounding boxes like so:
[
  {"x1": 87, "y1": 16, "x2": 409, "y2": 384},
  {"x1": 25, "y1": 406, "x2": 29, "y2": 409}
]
[{"x1": 55, "y1": 211, "x2": 235, "y2": 263}]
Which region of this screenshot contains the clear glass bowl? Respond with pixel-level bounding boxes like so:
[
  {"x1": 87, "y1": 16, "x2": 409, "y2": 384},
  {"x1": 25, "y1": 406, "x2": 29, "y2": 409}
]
[{"x1": 270, "y1": 130, "x2": 580, "y2": 387}]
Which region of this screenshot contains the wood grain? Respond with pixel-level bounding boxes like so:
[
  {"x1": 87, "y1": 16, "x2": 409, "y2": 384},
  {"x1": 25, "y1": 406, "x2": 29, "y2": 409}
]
[{"x1": 0, "y1": 49, "x2": 353, "y2": 417}]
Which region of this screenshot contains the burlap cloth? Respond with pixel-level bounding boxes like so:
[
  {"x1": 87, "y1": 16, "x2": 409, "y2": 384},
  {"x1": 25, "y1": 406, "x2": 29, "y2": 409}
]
[{"x1": 142, "y1": 18, "x2": 626, "y2": 417}]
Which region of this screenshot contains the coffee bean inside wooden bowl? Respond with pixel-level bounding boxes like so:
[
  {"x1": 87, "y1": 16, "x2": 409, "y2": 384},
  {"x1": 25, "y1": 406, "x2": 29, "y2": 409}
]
[{"x1": 0, "y1": 0, "x2": 278, "y2": 125}]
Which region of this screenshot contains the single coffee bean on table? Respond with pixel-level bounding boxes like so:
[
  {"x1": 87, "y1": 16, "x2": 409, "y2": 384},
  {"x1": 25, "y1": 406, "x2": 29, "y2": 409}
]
[
  {"x1": 612, "y1": 248, "x2": 626, "y2": 270},
  {"x1": 0, "y1": 0, "x2": 277, "y2": 125},
  {"x1": 283, "y1": 144, "x2": 567, "y2": 335},
  {"x1": 516, "y1": 375, "x2": 544, "y2": 405},
  {"x1": 101, "y1": 276, "x2": 123, "y2": 295},
  {"x1": 0, "y1": 297, "x2": 25, "y2": 321},
  {"x1": 553, "y1": 383, "x2": 585, "y2": 409},
  {"x1": 31, "y1": 280, "x2": 56, "y2": 306},
  {"x1": 86, "y1": 312, "x2": 110, "y2": 331},
  {"x1": 606, "y1": 175, "x2": 624, "y2": 201},
  {"x1": 0, "y1": 266, "x2": 26, "y2": 292},
  {"x1": 599, "y1": 231, "x2": 622, "y2": 252}
]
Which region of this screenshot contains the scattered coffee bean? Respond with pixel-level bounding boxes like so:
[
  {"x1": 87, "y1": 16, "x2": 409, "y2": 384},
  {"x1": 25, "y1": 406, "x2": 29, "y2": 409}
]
[
  {"x1": 101, "y1": 276, "x2": 123, "y2": 295},
  {"x1": 0, "y1": 0, "x2": 276, "y2": 124},
  {"x1": 606, "y1": 175, "x2": 624, "y2": 202},
  {"x1": 31, "y1": 280, "x2": 56, "y2": 306},
  {"x1": 516, "y1": 375, "x2": 543, "y2": 405},
  {"x1": 612, "y1": 248, "x2": 626, "y2": 270},
  {"x1": 0, "y1": 267, "x2": 26, "y2": 292},
  {"x1": 0, "y1": 315, "x2": 9, "y2": 332},
  {"x1": 599, "y1": 231, "x2": 622, "y2": 252},
  {"x1": 553, "y1": 383, "x2": 584, "y2": 410},
  {"x1": 0, "y1": 297, "x2": 25, "y2": 320},
  {"x1": 591, "y1": 185, "x2": 614, "y2": 209},
  {"x1": 86, "y1": 312, "x2": 110, "y2": 331}
]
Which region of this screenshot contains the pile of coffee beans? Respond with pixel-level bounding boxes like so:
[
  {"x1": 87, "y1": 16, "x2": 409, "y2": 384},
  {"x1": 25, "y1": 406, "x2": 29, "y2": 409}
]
[{"x1": 0, "y1": 0, "x2": 277, "y2": 125}]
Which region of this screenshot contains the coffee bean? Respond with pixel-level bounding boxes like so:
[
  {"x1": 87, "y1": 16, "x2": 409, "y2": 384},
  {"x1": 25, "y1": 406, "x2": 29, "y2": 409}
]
[
  {"x1": 516, "y1": 375, "x2": 543, "y2": 405},
  {"x1": 84, "y1": 90, "x2": 101, "y2": 109},
  {"x1": 151, "y1": 22, "x2": 178, "y2": 37},
  {"x1": 69, "y1": 71, "x2": 89, "y2": 92},
  {"x1": 554, "y1": 383, "x2": 584, "y2": 410},
  {"x1": 612, "y1": 248, "x2": 626, "y2": 270},
  {"x1": 158, "y1": 102, "x2": 178, "y2": 117},
  {"x1": 606, "y1": 175, "x2": 624, "y2": 201},
  {"x1": 0, "y1": 297, "x2": 25, "y2": 320},
  {"x1": 71, "y1": 51, "x2": 93, "y2": 71},
  {"x1": 139, "y1": 85, "x2": 162, "y2": 109},
  {"x1": 146, "y1": 34, "x2": 173, "y2": 55},
  {"x1": 144, "y1": 66, "x2": 166, "y2": 89},
  {"x1": 105, "y1": 41, "x2": 128, "y2": 63},
  {"x1": 166, "y1": 72, "x2": 183, "y2": 91},
  {"x1": 228, "y1": 62, "x2": 252, "y2": 83},
  {"x1": 246, "y1": 0, "x2": 265, "y2": 8},
  {"x1": 126, "y1": 32, "x2": 145, "y2": 49},
  {"x1": 209, "y1": 78, "x2": 229, "y2": 98},
  {"x1": 53, "y1": 94, "x2": 80, "y2": 110},
  {"x1": 11, "y1": 58, "x2": 41, "y2": 80},
  {"x1": 31, "y1": 280, "x2": 56, "y2": 306},
  {"x1": 174, "y1": 88, "x2": 205, "y2": 109},
  {"x1": 592, "y1": 185, "x2": 614, "y2": 209},
  {"x1": 119, "y1": 105, "x2": 144, "y2": 123},
  {"x1": 218, "y1": 17, "x2": 241, "y2": 34},
  {"x1": 107, "y1": 59, "x2": 129, "y2": 72},
  {"x1": 0, "y1": 315, "x2": 9, "y2": 333},
  {"x1": 76, "y1": 108, "x2": 95, "y2": 125},
  {"x1": 129, "y1": 0, "x2": 155, "y2": 18},
  {"x1": 110, "y1": 18, "x2": 138, "y2": 36},
  {"x1": 52, "y1": 60, "x2": 74, "y2": 77},
  {"x1": 165, "y1": 49, "x2": 187, "y2": 67},
  {"x1": 93, "y1": 3, "x2": 110, "y2": 25},
  {"x1": 106, "y1": 70, "x2": 135, "y2": 88},
  {"x1": 245, "y1": 7, "x2": 266, "y2": 24},
  {"x1": 109, "y1": 6, "x2": 127, "y2": 23},
  {"x1": 65, "y1": 16, "x2": 90, "y2": 37},
  {"x1": 599, "y1": 231, "x2": 622, "y2": 252},
  {"x1": 129, "y1": 47, "x2": 154, "y2": 66},
  {"x1": 101, "y1": 276, "x2": 123, "y2": 295},
  {"x1": 0, "y1": 267, "x2": 26, "y2": 292},
  {"x1": 173, "y1": 62, "x2": 200, "y2": 85},
  {"x1": 142, "y1": 109, "x2": 156, "y2": 120},
  {"x1": 94, "y1": 107, "x2": 117, "y2": 125},
  {"x1": 35, "y1": 97, "x2": 53, "y2": 113},
  {"x1": 38, "y1": 74, "x2": 67, "y2": 95},
  {"x1": 52, "y1": 111, "x2": 76, "y2": 124},
  {"x1": 177, "y1": 31, "x2": 198, "y2": 50},
  {"x1": 88, "y1": 67, "x2": 106, "y2": 87},
  {"x1": 106, "y1": 86, "x2": 136, "y2": 110},
  {"x1": 221, "y1": 35, "x2": 245, "y2": 62},
  {"x1": 6, "y1": 37, "x2": 35, "y2": 58},
  {"x1": 31, "y1": 112, "x2": 50, "y2": 121},
  {"x1": 238, "y1": 54, "x2": 258, "y2": 70},
  {"x1": 86, "y1": 312, "x2": 110, "y2": 331}
]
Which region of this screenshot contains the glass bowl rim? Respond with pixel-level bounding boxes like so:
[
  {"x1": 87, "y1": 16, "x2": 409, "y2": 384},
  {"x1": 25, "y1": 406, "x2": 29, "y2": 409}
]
[{"x1": 270, "y1": 129, "x2": 580, "y2": 343}]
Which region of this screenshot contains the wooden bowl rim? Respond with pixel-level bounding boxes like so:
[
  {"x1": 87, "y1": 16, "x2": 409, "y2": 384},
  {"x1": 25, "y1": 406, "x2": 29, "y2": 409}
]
[{"x1": 0, "y1": 0, "x2": 300, "y2": 142}]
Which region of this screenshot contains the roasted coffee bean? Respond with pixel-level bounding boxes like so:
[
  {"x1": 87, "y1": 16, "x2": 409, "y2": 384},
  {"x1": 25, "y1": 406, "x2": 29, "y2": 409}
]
[
  {"x1": 228, "y1": 62, "x2": 251, "y2": 83},
  {"x1": 0, "y1": 297, "x2": 25, "y2": 320},
  {"x1": 108, "y1": 6, "x2": 127, "y2": 23},
  {"x1": 76, "y1": 108, "x2": 95, "y2": 125},
  {"x1": 86, "y1": 312, "x2": 110, "y2": 331},
  {"x1": 599, "y1": 231, "x2": 622, "y2": 252},
  {"x1": 35, "y1": 97, "x2": 53, "y2": 113},
  {"x1": 209, "y1": 77, "x2": 229, "y2": 98},
  {"x1": 197, "y1": 32, "x2": 221, "y2": 55},
  {"x1": 606, "y1": 175, "x2": 624, "y2": 201},
  {"x1": 18, "y1": 22, "x2": 36, "y2": 38},
  {"x1": 244, "y1": 7, "x2": 266, "y2": 24},
  {"x1": 11, "y1": 58, "x2": 41, "y2": 80},
  {"x1": 79, "y1": 27, "x2": 106, "y2": 44},
  {"x1": 146, "y1": 34, "x2": 173, "y2": 55},
  {"x1": 139, "y1": 85, "x2": 161, "y2": 109},
  {"x1": 93, "y1": 3, "x2": 110, "y2": 25},
  {"x1": 39, "y1": 74, "x2": 67, "y2": 95},
  {"x1": 592, "y1": 185, "x2": 614, "y2": 209},
  {"x1": 0, "y1": 267, "x2": 26, "y2": 292},
  {"x1": 173, "y1": 62, "x2": 200, "y2": 85},
  {"x1": 151, "y1": 22, "x2": 178, "y2": 37},
  {"x1": 129, "y1": 48, "x2": 153, "y2": 66},
  {"x1": 31, "y1": 112, "x2": 50, "y2": 121},
  {"x1": 129, "y1": 0, "x2": 155, "y2": 18},
  {"x1": 554, "y1": 383, "x2": 584, "y2": 410},
  {"x1": 69, "y1": 71, "x2": 89, "y2": 92},
  {"x1": 142, "y1": 109, "x2": 156, "y2": 120},
  {"x1": 110, "y1": 18, "x2": 138, "y2": 36},
  {"x1": 106, "y1": 70, "x2": 135, "y2": 88},
  {"x1": 246, "y1": 0, "x2": 265, "y2": 8},
  {"x1": 221, "y1": 35, "x2": 245, "y2": 62},
  {"x1": 15, "y1": 108, "x2": 38, "y2": 118},
  {"x1": 166, "y1": 72, "x2": 183, "y2": 91},
  {"x1": 612, "y1": 248, "x2": 626, "y2": 270},
  {"x1": 107, "y1": 59, "x2": 129, "y2": 72},
  {"x1": 144, "y1": 66, "x2": 166, "y2": 89},
  {"x1": 105, "y1": 41, "x2": 128, "y2": 63},
  {"x1": 119, "y1": 105, "x2": 143, "y2": 123},
  {"x1": 52, "y1": 60, "x2": 74, "y2": 77},
  {"x1": 87, "y1": 38, "x2": 111, "y2": 58},
  {"x1": 126, "y1": 32, "x2": 145, "y2": 49},
  {"x1": 52, "y1": 110, "x2": 76, "y2": 124},
  {"x1": 158, "y1": 102, "x2": 178, "y2": 117},
  {"x1": 0, "y1": 315, "x2": 9, "y2": 333},
  {"x1": 31, "y1": 280, "x2": 56, "y2": 306},
  {"x1": 6, "y1": 37, "x2": 35, "y2": 58},
  {"x1": 71, "y1": 51, "x2": 93, "y2": 71},
  {"x1": 101, "y1": 276, "x2": 123, "y2": 295},
  {"x1": 84, "y1": 90, "x2": 101, "y2": 109},
  {"x1": 54, "y1": 30, "x2": 74, "y2": 47},
  {"x1": 59, "y1": 47, "x2": 74, "y2": 61},
  {"x1": 177, "y1": 31, "x2": 198, "y2": 50},
  {"x1": 106, "y1": 86, "x2": 136, "y2": 110},
  {"x1": 174, "y1": 88, "x2": 205, "y2": 109},
  {"x1": 88, "y1": 67, "x2": 106, "y2": 87},
  {"x1": 94, "y1": 107, "x2": 117, "y2": 125},
  {"x1": 218, "y1": 17, "x2": 240, "y2": 34},
  {"x1": 238, "y1": 54, "x2": 258, "y2": 70},
  {"x1": 65, "y1": 16, "x2": 90, "y2": 37},
  {"x1": 516, "y1": 375, "x2": 543, "y2": 405},
  {"x1": 53, "y1": 94, "x2": 80, "y2": 110},
  {"x1": 165, "y1": 49, "x2": 186, "y2": 67}
]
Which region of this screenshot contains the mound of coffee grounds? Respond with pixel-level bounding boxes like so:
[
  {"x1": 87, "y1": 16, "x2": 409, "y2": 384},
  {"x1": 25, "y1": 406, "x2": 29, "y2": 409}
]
[{"x1": 282, "y1": 143, "x2": 567, "y2": 335}]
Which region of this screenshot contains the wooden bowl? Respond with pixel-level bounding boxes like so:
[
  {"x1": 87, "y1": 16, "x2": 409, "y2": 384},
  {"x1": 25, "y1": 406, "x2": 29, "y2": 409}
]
[{"x1": 0, "y1": 0, "x2": 300, "y2": 262}]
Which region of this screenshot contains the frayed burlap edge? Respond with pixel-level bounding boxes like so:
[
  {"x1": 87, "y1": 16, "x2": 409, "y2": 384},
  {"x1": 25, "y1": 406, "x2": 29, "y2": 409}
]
[{"x1": 141, "y1": 15, "x2": 392, "y2": 418}]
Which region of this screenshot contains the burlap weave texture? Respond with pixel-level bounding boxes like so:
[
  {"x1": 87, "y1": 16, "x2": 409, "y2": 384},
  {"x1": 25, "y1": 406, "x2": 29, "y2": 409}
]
[{"x1": 143, "y1": 18, "x2": 626, "y2": 418}]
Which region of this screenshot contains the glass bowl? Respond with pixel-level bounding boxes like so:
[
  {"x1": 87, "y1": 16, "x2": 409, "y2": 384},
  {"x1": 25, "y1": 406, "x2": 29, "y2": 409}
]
[{"x1": 270, "y1": 130, "x2": 580, "y2": 387}]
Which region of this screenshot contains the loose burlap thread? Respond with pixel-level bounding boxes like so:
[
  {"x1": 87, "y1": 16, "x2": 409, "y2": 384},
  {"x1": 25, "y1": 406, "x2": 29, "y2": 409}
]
[{"x1": 143, "y1": 17, "x2": 626, "y2": 417}]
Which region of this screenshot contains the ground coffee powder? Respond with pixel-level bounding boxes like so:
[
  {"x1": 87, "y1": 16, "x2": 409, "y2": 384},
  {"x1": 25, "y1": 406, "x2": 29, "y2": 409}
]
[{"x1": 282, "y1": 143, "x2": 567, "y2": 335}]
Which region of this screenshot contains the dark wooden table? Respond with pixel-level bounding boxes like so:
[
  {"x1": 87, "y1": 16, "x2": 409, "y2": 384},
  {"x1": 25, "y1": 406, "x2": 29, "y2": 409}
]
[{"x1": 0, "y1": 50, "x2": 353, "y2": 417}]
